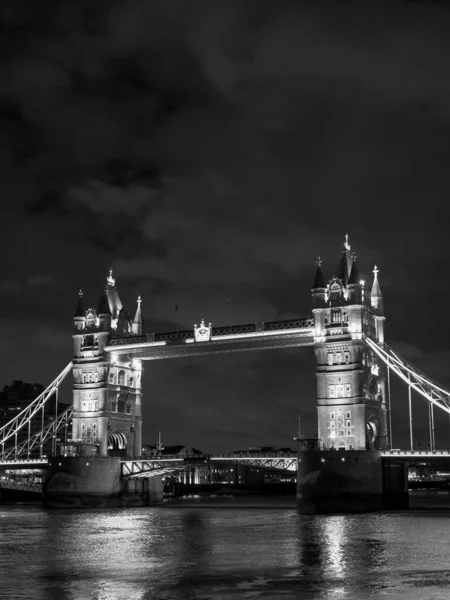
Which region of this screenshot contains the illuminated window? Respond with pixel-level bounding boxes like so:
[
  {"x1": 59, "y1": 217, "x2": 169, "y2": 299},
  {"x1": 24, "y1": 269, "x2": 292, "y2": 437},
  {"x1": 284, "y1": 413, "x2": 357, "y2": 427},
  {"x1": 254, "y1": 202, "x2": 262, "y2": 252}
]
[{"x1": 331, "y1": 310, "x2": 341, "y2": 323}]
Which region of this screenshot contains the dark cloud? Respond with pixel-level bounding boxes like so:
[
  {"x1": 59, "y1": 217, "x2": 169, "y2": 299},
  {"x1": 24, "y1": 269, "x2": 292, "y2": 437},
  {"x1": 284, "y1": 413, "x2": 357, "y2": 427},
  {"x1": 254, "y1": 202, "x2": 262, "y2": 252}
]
[{"x1": 1, "y1": 0, "x2": 450, "y2": 450}]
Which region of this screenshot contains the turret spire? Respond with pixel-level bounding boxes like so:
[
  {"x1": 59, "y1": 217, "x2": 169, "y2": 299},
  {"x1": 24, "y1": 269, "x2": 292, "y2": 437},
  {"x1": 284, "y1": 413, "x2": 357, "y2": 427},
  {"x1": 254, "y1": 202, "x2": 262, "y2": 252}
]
[
  {"x1": 104, "y1": 268, "x2": 123, "y2": 329},
  {"x1": 312, "y1": 257, "x2": 326, "y2": 289},
  {"x1": 132, "y1": 295, "x2": 144, "y2": 335},
  {"x1": 106, "y1": 269, "x2": 115, "y2": 287},
  {"x1": 347, "y1": 255, "x2": 359, "y2": 285},
  {"x1": 344, "y1": 233, "x2": 350, "y2": 252},
  {"x1": 74, "y1": 289, "x2": 85, "y2": 318},
  {"x1": 370, "y1": 265, "x2": 384, "y2": 314},
  {"x1": 338, "y1": 233, "x2": 353, "y2": 286}
]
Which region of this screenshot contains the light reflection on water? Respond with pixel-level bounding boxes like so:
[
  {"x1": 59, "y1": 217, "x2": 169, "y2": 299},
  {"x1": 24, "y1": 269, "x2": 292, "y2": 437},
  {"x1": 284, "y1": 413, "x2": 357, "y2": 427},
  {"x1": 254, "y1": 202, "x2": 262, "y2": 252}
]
[{"x1": 1, "y1": 504, "x2": 450, "y2": 599}]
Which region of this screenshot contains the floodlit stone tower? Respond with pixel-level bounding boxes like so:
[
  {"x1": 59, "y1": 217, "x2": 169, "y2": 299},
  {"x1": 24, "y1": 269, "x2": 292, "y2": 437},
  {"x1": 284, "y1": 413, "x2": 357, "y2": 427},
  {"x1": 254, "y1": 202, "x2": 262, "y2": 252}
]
[
  {"x1": 312, "y1": 235, "x2": 388, "y2": 451},
  {"x1": 71, "y1": 272, "x2": 144, "y2": 458}
]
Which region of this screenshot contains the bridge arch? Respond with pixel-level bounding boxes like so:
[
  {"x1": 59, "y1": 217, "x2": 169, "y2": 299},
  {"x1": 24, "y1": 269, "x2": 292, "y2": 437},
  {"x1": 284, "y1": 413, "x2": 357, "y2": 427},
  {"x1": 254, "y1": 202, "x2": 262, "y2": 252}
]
[{"x1": 108, "y1": 432, "x2": 127, "y2": 452}]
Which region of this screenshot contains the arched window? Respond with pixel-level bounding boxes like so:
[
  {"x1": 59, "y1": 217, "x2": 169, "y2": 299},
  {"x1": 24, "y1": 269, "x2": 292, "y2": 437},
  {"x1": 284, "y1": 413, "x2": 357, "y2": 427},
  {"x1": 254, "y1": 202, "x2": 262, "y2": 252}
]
[
  {"x1": 81, "y1": 373, "x2": 86, "y2": 383},
  {"x1": 129, "y1": 377, "x2": 134, "y2": 387},
  {"x1": 109, "y1": 372, "x2": 115, "y2": 384},
  {"x1": 118, "y1": 370, "x2": 125, "y2": 386},
  {"x1": 111, "y1": 398, "x2": 117, "y2": 412},
  {"x1": 118, "y1": 394, "x2": 127, "y2": 413},
  {"x1": 94, "y1": 372, "x2": 99, "y2": 383},
  {"x1": 88, "y1": 401, "x2": 93, "y2": 411},
  {"x1": 86, "y1": 425, "x2": 92, "y2": 441},
  {"x1": 81, "y1": 423, "x2": 86, "y2": 439},
  {"x1": 126, "y1": 401, "x2": 132, "y2": 414}
]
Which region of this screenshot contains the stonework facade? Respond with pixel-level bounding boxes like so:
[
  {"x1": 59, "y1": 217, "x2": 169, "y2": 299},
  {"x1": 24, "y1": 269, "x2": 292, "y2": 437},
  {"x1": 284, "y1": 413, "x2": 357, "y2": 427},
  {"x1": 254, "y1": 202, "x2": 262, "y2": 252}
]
[
  {"x1": 71, "y1": 275, "x2": 144, "y2": 458},
  {"x1": 312, "y1": 236, "x2": 387, "y2": 450}
]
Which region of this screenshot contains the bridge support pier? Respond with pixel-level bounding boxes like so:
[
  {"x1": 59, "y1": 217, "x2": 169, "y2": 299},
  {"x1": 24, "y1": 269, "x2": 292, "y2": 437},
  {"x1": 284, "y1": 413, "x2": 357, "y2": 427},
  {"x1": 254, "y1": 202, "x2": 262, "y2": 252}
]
[
  {"x1": 43, "y1": 456, "x2": 163, "y2": 508},
  {"x1": 297, "y1": 450, "x2": 409, "y2": 514}
]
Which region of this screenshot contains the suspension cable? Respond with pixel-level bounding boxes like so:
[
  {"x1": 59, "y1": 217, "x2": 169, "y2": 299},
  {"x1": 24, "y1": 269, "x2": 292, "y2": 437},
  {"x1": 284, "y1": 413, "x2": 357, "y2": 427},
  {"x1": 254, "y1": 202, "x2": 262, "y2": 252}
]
[
  {"x1": 0, "y1": 362, "x2": 73, "y2": 447},
  {"x1": 364, "y1": 335, "x2": 450, "y2": 415}
]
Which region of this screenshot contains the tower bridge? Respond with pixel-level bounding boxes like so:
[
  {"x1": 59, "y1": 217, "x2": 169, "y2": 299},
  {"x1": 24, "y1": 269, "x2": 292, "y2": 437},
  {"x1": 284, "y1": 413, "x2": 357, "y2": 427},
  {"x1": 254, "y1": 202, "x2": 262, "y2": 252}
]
[{"x1": 1, "y1": 234, "x2": 449, "y2": 511}]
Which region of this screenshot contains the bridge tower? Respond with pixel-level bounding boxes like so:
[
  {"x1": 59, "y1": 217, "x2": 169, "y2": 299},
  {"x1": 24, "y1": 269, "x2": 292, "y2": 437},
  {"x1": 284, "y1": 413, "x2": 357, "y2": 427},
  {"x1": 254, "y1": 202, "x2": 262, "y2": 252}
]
[
  {"x1": 71, "y1": 272, "x2": 143, "y2": 458},
  {"x1": 312, "y1": 235, "x2": 388, "y2": 451}
]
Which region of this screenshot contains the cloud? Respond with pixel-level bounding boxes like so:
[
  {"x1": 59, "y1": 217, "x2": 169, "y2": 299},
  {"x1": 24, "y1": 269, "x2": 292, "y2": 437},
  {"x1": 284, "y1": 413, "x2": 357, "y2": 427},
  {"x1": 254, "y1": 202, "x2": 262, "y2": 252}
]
[{"x1": 2, "y1": 1, "x2": 450, "y2": 450}]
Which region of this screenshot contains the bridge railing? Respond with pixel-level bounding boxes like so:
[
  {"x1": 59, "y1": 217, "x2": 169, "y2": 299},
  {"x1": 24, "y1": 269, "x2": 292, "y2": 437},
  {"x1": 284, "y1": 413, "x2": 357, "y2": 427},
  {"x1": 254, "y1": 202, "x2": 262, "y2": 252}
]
[{"x1": 107, "y1": 316, "x2": 314, "y2": 347}]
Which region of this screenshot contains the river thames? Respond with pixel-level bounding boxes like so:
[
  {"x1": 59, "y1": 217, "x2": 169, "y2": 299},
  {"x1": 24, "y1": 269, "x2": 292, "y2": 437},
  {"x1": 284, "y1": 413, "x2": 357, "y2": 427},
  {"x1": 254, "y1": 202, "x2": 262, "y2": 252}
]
[{"x1": 2, "y1": 497, "x2": 450, "y2": 600}]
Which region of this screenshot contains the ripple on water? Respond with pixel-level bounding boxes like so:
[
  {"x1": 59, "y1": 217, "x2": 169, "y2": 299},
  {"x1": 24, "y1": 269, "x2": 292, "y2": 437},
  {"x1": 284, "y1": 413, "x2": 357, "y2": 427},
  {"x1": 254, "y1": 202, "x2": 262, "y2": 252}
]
[{"x1": 1, "y1": 506, "x2": 450, "y2": 599}]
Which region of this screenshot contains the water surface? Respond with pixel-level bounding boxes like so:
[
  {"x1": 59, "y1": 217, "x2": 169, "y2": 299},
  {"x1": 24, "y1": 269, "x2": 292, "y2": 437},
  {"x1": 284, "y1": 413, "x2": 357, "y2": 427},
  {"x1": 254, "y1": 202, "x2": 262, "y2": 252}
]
[{"x1": 1, "y1": 500, "x2": 450, "y2": 599}]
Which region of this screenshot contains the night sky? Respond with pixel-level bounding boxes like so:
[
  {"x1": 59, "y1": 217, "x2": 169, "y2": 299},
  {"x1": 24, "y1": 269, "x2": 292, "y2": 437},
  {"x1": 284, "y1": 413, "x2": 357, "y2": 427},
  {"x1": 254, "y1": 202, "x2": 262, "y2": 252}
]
[{"x1": 2, "y1": 0, "x2": 450, "y2": 453}]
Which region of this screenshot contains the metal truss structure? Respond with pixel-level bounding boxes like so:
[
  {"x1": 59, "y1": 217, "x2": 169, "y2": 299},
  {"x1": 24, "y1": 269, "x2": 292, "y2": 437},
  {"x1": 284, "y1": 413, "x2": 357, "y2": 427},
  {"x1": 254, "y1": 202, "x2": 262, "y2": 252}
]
[
  {"x1": 122, "y1": 458, "x2": 189, "y2": 478},
  {"x1": 1, "y1": 407, "x2": 73, "y2": 461},
  {"x1": 210, "y1": 454, "x2": 297, "y2": 471},
  {"x1": 0, "y1": 362, "x2": 73, "y2": 460},
  {"x1": 0, "y1": 479, "x2": 42, "y2": 494},
  {"x1": 364, "y1": 335, "x2": 450, "y2": 415},
  {"x1": 122, "y1": 453, "x2": 298, "y2": 478}
]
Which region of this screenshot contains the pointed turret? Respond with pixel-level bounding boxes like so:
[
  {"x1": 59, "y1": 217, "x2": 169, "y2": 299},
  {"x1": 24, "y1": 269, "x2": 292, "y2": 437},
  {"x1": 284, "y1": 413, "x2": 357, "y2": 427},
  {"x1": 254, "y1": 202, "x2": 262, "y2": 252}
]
[
  {"x1": 105, "y1": 269, "x2": 123, "y2": 330},
  {"x1": 312, "y1": 258, "x2": 325, "y2": 289},
  {"x1": 132, "y1": 296, "x2": 144, "y2": 335},
  {"x1": 347, "y1": 256, "x2": 362, "y2": 304},
  {"x1": 97, "y1": 289, "x2": 111, "y2": 315},
  {"x1": 74, "y1": 289, "x2": 85, "y2": 318},
  {"x1": 370, "y1": 265, "x2": 384, "y2": 314},
  {"x1": 97, "y1": 286, "x2": 112, "y2": 330},
  {"x1": 347, "y1": 256, "x2": 359, "y2": 285},
  {"x1": 312, "y1": 258, "x2": 327, "y2": 308},
  {"x1": 73, "y1": 290, "x2": 86, "y2": 331},
  {"x1": 338, "y1": 233, "x2": 353, "y2": 286}
]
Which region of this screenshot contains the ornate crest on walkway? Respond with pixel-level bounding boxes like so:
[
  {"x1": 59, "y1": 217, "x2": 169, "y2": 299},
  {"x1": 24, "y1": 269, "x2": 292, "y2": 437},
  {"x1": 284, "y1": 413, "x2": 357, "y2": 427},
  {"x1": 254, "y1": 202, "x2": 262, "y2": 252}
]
[{"x1": 194, "y1": 319, "x2": 212, "y2": 342}]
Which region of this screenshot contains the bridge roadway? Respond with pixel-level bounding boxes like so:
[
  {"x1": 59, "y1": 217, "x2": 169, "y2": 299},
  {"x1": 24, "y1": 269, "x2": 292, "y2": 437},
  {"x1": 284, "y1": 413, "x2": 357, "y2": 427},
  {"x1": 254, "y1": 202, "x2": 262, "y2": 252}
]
[
  {"x1": 3, "y1": 451, "x2": 450, "y2": 475},
  {"x1": 104, "y1": 317, "x2": 315, "y2": 360}
]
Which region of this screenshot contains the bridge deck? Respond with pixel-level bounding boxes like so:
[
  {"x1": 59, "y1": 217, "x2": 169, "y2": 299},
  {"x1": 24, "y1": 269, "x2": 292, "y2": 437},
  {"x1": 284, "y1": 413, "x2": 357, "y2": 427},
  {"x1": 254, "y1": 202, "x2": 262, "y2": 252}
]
[{"x1": 105, "y1": 318, "x2": 315, "y2": 359}]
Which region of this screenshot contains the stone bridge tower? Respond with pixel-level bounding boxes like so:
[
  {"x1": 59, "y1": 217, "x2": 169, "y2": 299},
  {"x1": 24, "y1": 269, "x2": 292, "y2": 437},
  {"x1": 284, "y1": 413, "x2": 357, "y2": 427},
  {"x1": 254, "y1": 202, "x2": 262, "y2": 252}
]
[
  {"x1": 71, "y1": 271, "x2": 143, "y2": 458},
  {"x1": 312, "y1": 236, "x2": 387, "y2": 451}
]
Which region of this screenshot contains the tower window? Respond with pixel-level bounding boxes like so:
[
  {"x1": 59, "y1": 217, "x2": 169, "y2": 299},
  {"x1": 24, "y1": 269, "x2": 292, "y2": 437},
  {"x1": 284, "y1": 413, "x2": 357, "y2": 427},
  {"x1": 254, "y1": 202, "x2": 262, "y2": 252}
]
[
  {"x1": 330, "y1": 412, "x2": 336, "y2": 420},
  {"x1": 118, "y1": 370, "x2": 126, "y2": 386},
  {"x1": 346, "y1": 411, "x2": 351, "y2": 419},
  {"x1": 118, "y1": 394, "x2": 127, "y2": 413},
  {"x1": 331, "y1": 310, "x2": 341, "y2": 323}
]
